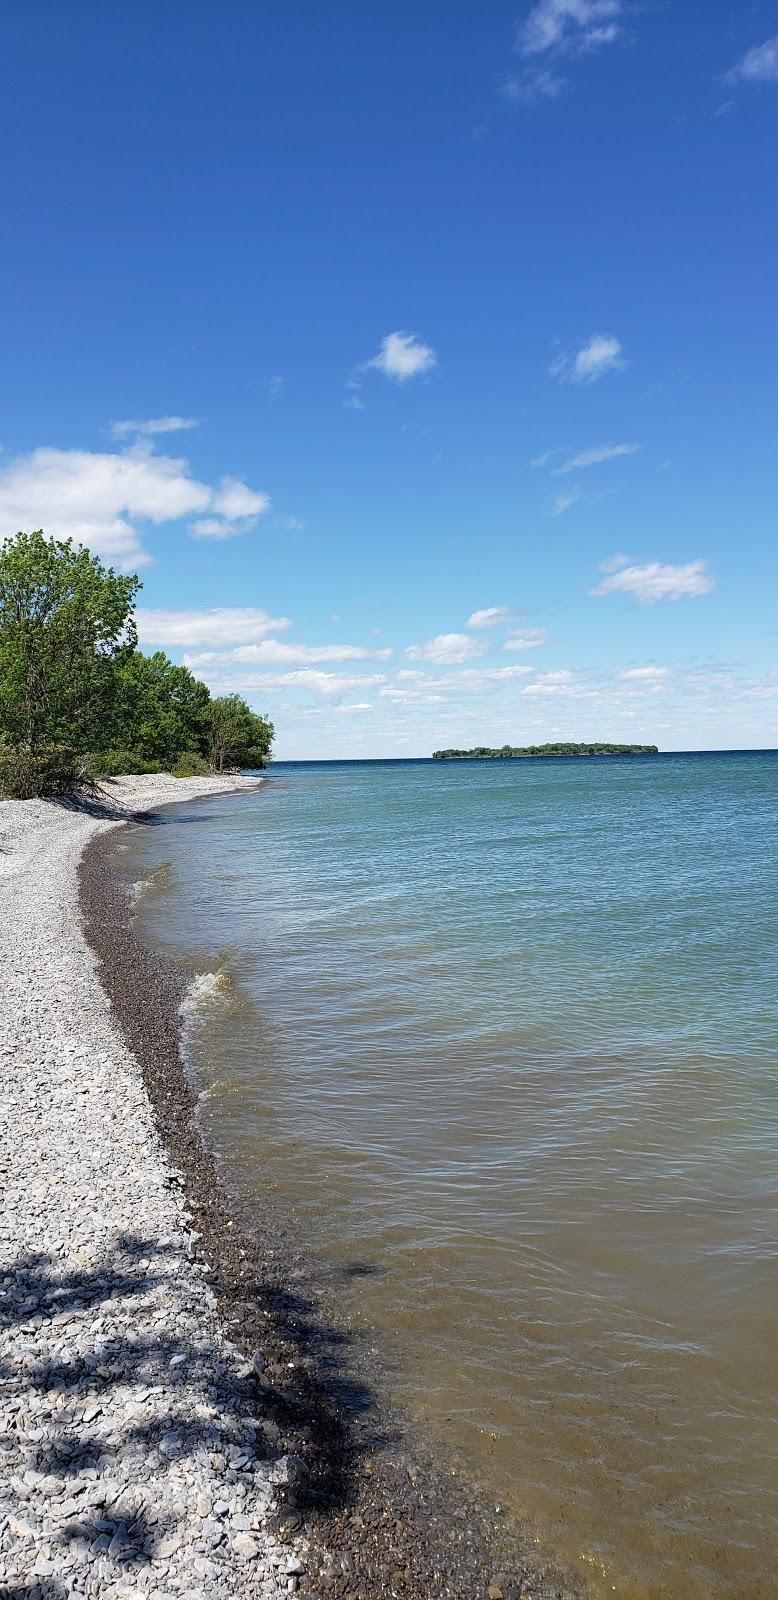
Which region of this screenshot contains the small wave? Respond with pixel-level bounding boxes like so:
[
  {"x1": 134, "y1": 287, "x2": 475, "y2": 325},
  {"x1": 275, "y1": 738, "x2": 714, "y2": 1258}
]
[
  {"x1": 180, "y1": 968, "x2": 232, "y2": 1024},
  {"x1": 129, "y1": 860, "x2": 173, "y2": 911}
]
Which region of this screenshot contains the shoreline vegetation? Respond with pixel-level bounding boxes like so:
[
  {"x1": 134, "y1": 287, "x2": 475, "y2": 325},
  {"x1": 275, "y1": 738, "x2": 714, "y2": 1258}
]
[
  {"x1": 432, "y1": 742, "x2": 659, "y2": 760},
  {"x1": 0, "y1": 530, "x2": 273, "y2": 798}
]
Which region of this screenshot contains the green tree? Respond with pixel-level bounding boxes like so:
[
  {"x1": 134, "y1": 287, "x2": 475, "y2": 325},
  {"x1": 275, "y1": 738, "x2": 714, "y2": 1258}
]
[
  {"x1": 206, "y1": 694, "x2": 273, "y2": 772},
  {"x1": 0, "y1": 530, "x2": 139, "y2": 756},
  {"x1": 111, "y1": 650, "x2": 211, "y2": 767}
]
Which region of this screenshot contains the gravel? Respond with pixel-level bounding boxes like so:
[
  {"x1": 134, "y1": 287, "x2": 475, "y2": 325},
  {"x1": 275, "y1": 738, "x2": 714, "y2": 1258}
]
[{"x1": 0, "y1": 774, "x2": 294, "y2": 1600}]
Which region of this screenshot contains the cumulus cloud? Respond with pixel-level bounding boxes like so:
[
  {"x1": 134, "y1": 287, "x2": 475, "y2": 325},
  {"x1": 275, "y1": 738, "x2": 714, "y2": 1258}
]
[
  {"x1": 550, "y1": 334, "x2": 626, "y2": 384},
  {"x1": 406, "y1": 632, "x2": 487, "y2": 665},
  {"x1": 503, "y1": 629, "x2": 549, "y2": 650},
  {"x1": 620, "y1": 666, "x2": 669, "y2": 681},
  {"x1": 726, "y1": 35, "x2": 778, "y2": 86},
  {"x1": 0, "y1": 444, "x2": 269, "y2": 565},
  {"x1": 183, "y1": 640, "x2": 392, "y2": 668},
  {"x1": 109, "y1": 416, "x2": 200, "y2": 439},
  {"x1": 466, "y1": 606, "x2": 513, "y2": 628},
  {"x1": 364, "y1": 331, "x2": 437, "y2": 383},
  {"x1": 592, "y1": 558, "x2": 715, "y2": 604},
  {"x1": 558, "y1": 442, "x2": 639, "y2": 473},
  {"x1": 136, "y1": 608, "x2": 292, "y2": 648}
]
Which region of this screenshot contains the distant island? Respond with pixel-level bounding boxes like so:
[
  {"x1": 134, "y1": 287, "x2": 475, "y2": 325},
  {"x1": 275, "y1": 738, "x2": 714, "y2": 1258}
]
[{"x1": 432, "y1": 742, "x2": 659, "y2": 760}]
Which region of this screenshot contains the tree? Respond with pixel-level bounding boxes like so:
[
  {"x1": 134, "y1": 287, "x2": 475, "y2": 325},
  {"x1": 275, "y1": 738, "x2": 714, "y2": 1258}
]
[
  {"x1": 111, "y1": 650, "x2": 211, "y2": 767},
  {"x1": 206, "y1": 695, "x2": 273, "y2": 772},
  {"x1": 0, "y1": 530, "x2": 139, "y2": 755}
]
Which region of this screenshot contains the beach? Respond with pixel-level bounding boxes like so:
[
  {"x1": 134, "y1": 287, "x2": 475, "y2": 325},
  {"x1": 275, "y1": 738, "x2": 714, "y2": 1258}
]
[{"x1": 0, "y1": 775, "x2": 572, "y2": 1600}]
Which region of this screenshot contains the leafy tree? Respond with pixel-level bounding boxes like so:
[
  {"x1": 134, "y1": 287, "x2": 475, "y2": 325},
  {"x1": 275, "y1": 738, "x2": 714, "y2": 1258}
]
[
  {"x1": 0, "y1": 530, "x2": 138, "y2": 756},
  {"x1": 206, "y1": 694, "x2": 274, "y2": 772},
  {"x1": 111, "y1": 650, "x2": 211, "y2": 767}
]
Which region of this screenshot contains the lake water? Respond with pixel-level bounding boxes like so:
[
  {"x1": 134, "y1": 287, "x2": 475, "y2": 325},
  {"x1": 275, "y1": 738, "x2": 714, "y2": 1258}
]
[{"x1": 122, "y1": 754, "x2": 778, "y2": 1599}]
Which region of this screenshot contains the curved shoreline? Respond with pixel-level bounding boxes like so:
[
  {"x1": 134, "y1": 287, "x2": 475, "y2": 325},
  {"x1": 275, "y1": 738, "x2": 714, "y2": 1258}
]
[{"x1": 77, "y1": 778, "x2": 582, "y2": 1600}]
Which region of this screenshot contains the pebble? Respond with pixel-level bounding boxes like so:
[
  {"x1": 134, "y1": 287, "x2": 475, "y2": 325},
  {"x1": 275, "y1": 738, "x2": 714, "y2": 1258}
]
[{"x1": 0, "y1": 777, "x2": 294, "y2": 1600}]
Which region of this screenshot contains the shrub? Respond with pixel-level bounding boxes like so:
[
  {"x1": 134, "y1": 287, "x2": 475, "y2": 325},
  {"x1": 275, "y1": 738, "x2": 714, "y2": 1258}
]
[
  {"x1": 0, "y1": 745, "x2": 96, "y2": 799},
  {"x1": 90, "y1": 749, "x2": 161, "y2": 776},
  {"x1": 170, "y1": 750, "x2": 210, "y2": 777}
]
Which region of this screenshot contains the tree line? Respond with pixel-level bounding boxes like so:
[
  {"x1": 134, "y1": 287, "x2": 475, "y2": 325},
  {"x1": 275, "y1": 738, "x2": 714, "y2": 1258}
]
[
  {"x1": 0, "y1": 530, "x2": 273, "y2": 798},
  {"x1": 432, "y1": 743, "x2": 659, "y2": 760}
]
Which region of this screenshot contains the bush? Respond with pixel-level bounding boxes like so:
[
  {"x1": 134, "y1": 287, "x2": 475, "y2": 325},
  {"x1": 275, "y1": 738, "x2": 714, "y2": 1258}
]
[
  {"x1": 90, "y1": 749, "x2": 161, "y2": 777},
  {"x1": 170, "y1": 751, "x2": 210, "y2": 777},
  {"x1": 0, "y1": 745, "x2": 96, "y2": 799}
]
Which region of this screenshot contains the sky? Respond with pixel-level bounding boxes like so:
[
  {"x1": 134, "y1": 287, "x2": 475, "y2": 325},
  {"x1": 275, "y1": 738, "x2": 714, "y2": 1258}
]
[{"x1": 1, "y1": 0, "x2": 777, "y2": 758}]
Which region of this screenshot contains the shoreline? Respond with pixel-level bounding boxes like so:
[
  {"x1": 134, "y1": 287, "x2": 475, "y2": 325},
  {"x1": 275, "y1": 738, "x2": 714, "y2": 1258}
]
[{"x1": 2, "y1": 773, "x2": 579, "y2": 1600}]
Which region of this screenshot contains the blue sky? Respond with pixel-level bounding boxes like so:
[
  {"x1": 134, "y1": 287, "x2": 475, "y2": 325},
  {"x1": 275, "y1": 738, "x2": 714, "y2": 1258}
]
[{"x1": 2, "y1": 0, "x2": 776, "y2": 756}]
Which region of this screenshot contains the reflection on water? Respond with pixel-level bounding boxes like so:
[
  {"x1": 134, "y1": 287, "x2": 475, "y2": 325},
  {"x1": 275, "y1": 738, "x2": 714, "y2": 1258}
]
[{"x1": 123, "y1": 754, "x2": 778, "y2": 1600}]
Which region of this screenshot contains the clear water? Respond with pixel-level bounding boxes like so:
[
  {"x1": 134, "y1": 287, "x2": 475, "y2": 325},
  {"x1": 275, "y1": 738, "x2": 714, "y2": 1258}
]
[{"x1": 123, "y1": 754, "x2": 778, "y2": 1600}]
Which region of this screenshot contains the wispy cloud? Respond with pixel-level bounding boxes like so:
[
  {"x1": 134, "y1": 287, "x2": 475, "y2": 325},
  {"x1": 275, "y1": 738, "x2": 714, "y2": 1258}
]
[
  {"x1": 136, "y1": 608, "x2": 292, "y2": 648},
  {"x1": 619, "y1": 666, "x2": 669, "y2": 681},
  {"x1": 183, "y1": 640, "x2": 392, "y2": 668},
  {"x1": 503, "y1": 629, "x2": 550, "y2": 651},
  {"x1": 406, "y1": 632, "x2": 487, "y2": 665},
  {"x1": 557, "y1": 442, "x2": 639, "y2": 473},
  {"x1": 364, "y1": 331, "x2": 437, "y2": 383},
  {"x1": 203, "y1": 669, "x2": 390, "y2": 700},
  {"x1": 466, "y1": 606, "x2": 513, "y2": 628},
  {"x1": 550, "y1": 488, "x2": 582, "y2": 516},
  {"x1": 110, "y1": 415, "x2": 200, "y2": 439},
  {"x1": 726, "y1": 35, "x2": 778, "y2": 87},
  {"x1": 592, "y1": 558, "x2": 715, "y2": 604},
  {"x1": 550, "y1": 334, "x2": 626, "y2": 384},
  {"x1": 510, "y1": 1, "x2": 625, "y2": 103},
  {"x1": 519, "y1": 0, "x2": 623, "y2": 58}
]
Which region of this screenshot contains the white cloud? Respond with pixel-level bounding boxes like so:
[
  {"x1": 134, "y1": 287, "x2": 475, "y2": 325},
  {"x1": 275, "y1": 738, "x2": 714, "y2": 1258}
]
[
  {"x1": 183, "y1": 640, "x2": 392, "y2": 668},
  {"x1": 213, "y1": 477, "x2": 268, "y2": 520},
  {"x1": 364, "y1": 331, "x2": 437, "y2": 383},
  {"x1": 550, "y1": 488, "x2": 581, "y2": 516},
  {"x1": 205, "y1": 670, "x2": 389, "y2": 700},
  {"x1": 136, "y1": 607, "x2": 292, "y2": 648},
  {"x1": 550, "y1": 334, "x2": 626, "y2": 384},
  {"x1": 726, "y1": 35, "x2": 778, "y2": 86},
  {"x1": 406, "y1": 632, "x2": 487, "y2": 665},
  {"x1": 466, "y1": 606, "x2": 513, "y2": 628},
  {"x1": 334, "y1": 702, "x2": 374, "y2": 713},
  {"x1": 0, "y1": 444, "x2": 269, "y2": 565},
  {"x1": 343, "y1": 394, "x2": 365, "y2": 411},
  {"x1": 110, "y1": 416, "x2": 200, "y2": 439},
  {"x1": 522, "y1": 670, "x2": 577, "y2": 696},
  {"x1": 592, "y1": 559, "x2": 715, "y2": 604},
  {"x1": 503, "y1": 629, "x2": 550, "y2": 650},
  {"x1": 387, "y1": 665, "x2": 534, "y2": 698},
  {"x1": 519, "y1": 1, "x2": 623, "y2": 57},
  {"x1": 558, "y1": 442, "x2": 639, "y2": 473},
  {"x1": 502, "y1": 68, "x2": 565, "y2": 104},
  {"x1": 530, "y1": 448, "x2": 564, "y2": 468},
  {"x1": 620, "y1": 666, "x2": 669, "y2": 681}
]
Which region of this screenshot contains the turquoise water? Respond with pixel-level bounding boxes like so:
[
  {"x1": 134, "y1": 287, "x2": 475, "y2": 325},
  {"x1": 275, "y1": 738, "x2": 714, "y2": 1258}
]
[{"x1": 124, "y1": 753, "x2": 778, "y2": 1600}]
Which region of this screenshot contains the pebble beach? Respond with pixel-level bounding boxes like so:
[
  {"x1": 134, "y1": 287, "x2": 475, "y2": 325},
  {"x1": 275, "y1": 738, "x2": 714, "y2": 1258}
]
[{"x1": 0, "y1": 774, "x2": 297, "y2": 1600}]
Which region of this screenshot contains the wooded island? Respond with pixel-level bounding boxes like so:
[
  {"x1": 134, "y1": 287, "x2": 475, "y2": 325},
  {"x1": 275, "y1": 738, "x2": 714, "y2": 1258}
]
[{"x1": 432, "y1": 743, "x2": 659, "y2": 760}]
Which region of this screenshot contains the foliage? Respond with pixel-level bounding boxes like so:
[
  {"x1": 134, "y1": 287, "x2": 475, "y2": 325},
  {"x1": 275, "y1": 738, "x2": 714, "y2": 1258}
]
[
  {"x1": 110, "y1": 650, "x2": 211, "y2": 767},
  {"x1": 170, "y1": 750, "x2": 210, "y2": 777},
  {"x1": 432, "y1": 743, "x2": 659, "y2": 760},
  {"x1": 0, "y1": 530, "x2": 139, "y2": 755},
  {"x1": 206, "y1": 695, "x2": 274, "y2": 773},
  {"x1": 0, "y1": 744, "x2": 96, "y2": 799},
  {"x1": 0, "y1": 532, "x2": 275, "y2": 796},
  {"x1": 90, "y1": 749, "x2": 163, "y2": 777}
]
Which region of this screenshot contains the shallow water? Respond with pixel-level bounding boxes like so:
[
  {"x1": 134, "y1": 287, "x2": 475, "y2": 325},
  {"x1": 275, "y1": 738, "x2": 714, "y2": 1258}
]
[{"x1": 123, "y1": 754, "x2": 778, "y2": 1599}]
